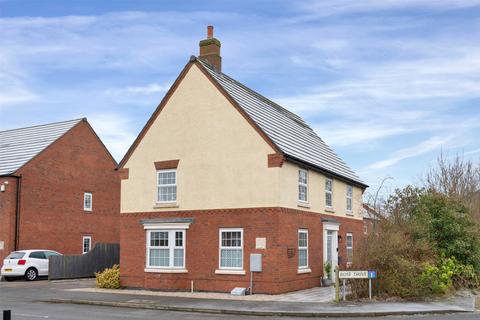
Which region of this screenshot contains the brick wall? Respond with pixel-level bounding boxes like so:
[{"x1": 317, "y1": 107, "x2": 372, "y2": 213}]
[
  {"x1": 120, "y1": 207, "x2": 363, "y2": 294},
  {"x1": 11, "y1": 120, "x2": 120, "y2": 256},
  {"x1": 0, "y1": 177, "x2": 18, "y2": 261}
]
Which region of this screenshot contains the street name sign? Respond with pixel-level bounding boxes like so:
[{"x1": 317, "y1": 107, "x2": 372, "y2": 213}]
[{"x1": 338, "y1": 270, "x2": 368, "y2": 279}]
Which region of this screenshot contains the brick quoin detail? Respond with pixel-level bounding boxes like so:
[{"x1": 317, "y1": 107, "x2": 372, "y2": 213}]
[
  {"x1": 120, "y1": 207, "x2": 363, "y2": 294},
  {"x1": 0, "y1": 121, "x2": 120, "y2": 261},
  {"x1": 118, "y1": 168, "x2": 129, "y2": 180},
  {"x1": 267, "y1": 153, "x2": 285, "y2": 168},
  {"x1": 154, "y1": 159, "x2": 180, "y2": 170}
]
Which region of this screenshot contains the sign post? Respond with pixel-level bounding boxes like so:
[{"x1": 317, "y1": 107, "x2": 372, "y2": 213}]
[
  {"x1": 368, "y1": 270, "x2": 376, "y2": 300},
  {"x1": 335, "y1": 266, "x2": 340, "y2": 303},
  {"x1": 338, "y1": 270, "x2": 377, "y2": 301}
]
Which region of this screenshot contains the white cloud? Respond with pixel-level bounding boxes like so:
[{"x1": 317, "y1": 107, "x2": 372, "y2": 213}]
[
  {"x1": 88, "y1": 113, "x2": 137, "y2": 161},
  {"x1": 368, "y1": 136, "x2": 455, "y2": 170},
  {"x1": 299, "y1": 0, "x2": 480, "y2": 17},
  {"x1": 105, "y1": 83, "x2": 169, "y2": 96}
]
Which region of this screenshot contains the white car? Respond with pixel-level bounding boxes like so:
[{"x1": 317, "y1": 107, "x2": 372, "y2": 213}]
[{"x1": 1, "y1": 250, "x2": 62, "y2": 281}]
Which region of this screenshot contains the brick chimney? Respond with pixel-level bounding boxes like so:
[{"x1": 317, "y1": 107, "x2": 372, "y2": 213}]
[{"x1": 199, "y1": 25, "x2": 221, "y2": 72}]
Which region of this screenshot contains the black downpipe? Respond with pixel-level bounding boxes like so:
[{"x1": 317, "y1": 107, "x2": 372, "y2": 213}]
[{"x1": 13, "y1": 175, "x2": 21, "y2": 251}]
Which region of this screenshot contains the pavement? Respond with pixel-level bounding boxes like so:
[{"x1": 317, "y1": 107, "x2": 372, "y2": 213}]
[
  {"x1": 66, "y1": 284, "x2": 336, "y2": 302},
  {"x1": 0, "y1": 279, "x2": 477, "y2": 319}
]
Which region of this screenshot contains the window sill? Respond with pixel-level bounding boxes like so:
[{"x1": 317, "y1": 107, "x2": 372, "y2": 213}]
[
  {"x1": 297, "y1": 202, "x2": 311, "y2": 209},
  {"x1": 297, "y1": 268, "x2": 312, "y2": 274},
  {"x1": 153, "y1": 202, "x2": 179, "y2": 209},
  {"x1": 144, "y1": 268, "x2": 188, "y2": 273},
  {"x1": 346, "y1": 211, "x2": 354, "y2": 216},
  {"x1": 325, "y1": 207, "x2": 335, "y2": 213},
  {"x1": 215, "y1": 269, "x2": 246, "y2": 275}
]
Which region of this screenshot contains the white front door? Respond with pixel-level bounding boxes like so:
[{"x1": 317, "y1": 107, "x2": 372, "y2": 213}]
[{"x1": 323, "y1": 222, "x2": 340, "y2": 282}]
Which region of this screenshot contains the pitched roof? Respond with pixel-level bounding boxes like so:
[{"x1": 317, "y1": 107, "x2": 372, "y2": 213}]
[
  {"x1": 197, "y1": 58, "x2": 366, "y2": 187},
  {"x1": 0, "y1": 119, "x2": 83, "y2": 175}
]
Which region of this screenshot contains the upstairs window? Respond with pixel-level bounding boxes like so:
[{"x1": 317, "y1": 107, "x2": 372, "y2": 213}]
[
  {"x1": 346, "y1": 233, "x2": 353, "y2": 266},
  {"x1": 325, "y1": 178, "x2": 333, "y2": 208},
  {"x1": 84, "y1": 192, "x2": 92, "y2": 211},
  {"x1": 298, "y1": 169, "x2": 308, "y2": 202},
  {"x1": 346, "y1": 185, "x2": 353, "y2": 212},
  {"x1": 298, "y1": 229, "x2": 309, "y2": 269},
  {"x1": 219, "y1": 229, "x2": 243, "y2": 270},
  {"x1": 157, "y1": 169, "x2": 177, "y2": 203}
]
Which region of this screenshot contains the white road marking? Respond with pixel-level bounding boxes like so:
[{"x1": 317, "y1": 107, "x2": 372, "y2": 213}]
[{"x1": 15, "y1": 313, "x2": 49, "y2": 319}]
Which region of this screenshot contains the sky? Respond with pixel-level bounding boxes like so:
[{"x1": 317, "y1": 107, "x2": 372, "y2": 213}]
[{"x1": 1, "y1": 0, "x2": 479, "y2": 193}]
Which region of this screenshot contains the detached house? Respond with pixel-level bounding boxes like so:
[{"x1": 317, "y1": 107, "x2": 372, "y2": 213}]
[
  {"x1": 119, "y1": 27, "x2": 368, "y2": 294},
  {"x1": 0, "y1": 118, "x2": 120, "y2": 261}
]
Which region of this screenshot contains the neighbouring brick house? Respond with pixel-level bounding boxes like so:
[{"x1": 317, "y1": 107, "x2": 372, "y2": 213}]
[
  {"x1": 0, "y1": 118, "x2": 120, "y2": 261},
  {"x1": 119, "y1": 27, "x2": 368, "y2": 294}
]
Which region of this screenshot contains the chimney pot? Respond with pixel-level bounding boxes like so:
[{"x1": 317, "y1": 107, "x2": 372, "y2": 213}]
[{"x1": 207, "y1": 25, "x2": 214, "y2": 39}]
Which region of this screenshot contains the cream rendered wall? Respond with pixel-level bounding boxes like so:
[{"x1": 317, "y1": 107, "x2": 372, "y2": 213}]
[
  {"x1": 121, "y1": 64, "x2": 280, "y2": 213},
  {"x1": 279, "y1": 162, "x2": 364, "y2": 220}
]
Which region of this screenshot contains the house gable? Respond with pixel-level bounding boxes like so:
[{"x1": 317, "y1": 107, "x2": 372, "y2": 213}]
[{"x1": 121, "y1": 63, "x2": 280, "y2": 213}]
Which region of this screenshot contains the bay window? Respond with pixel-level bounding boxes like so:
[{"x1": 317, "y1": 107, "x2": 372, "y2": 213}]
[{"x1": 147, "y1": 230, "x2": 185, "y2": 269}]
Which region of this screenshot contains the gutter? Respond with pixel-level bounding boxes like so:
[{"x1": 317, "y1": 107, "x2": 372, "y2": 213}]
[{"x1": 283, "y1": 155, "x2": 369, "y2": 190}]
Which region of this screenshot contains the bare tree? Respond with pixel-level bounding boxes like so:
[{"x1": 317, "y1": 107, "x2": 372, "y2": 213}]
[{"x1": 425, "y1": 153, "x2": 480, "y2": 220}]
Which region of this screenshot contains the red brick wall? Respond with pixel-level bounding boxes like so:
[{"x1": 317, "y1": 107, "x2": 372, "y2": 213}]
[
  {"x1": 120, "y1": 207, "x2": 363, "y2": 294},
  {"x1": 12, "y1": 120, "x2": 120, "y2": 255},
  {"x1": 0, "y1": 177, "x2": 19, "y2": 261}
]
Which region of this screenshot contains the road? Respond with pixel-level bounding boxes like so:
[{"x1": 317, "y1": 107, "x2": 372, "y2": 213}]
[{"x1": 1, "y1": 279, "x2": 479, "y2": 320}]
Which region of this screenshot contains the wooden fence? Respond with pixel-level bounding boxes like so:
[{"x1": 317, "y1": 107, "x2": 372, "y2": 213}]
[{"x1": 49, "y1": 243, "x2": 119, "y2": 280}]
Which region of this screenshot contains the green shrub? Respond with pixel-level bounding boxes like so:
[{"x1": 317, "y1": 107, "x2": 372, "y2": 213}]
[
  {"x1": 420, "y1": 257, "x2": 479, "y2": 295},
  {"x1": 451, "y1": 261, "x2": 479, "y2": 289},
  {"x1": 420, "y1": 257, "x2": 455, "y2": 295},
  {"x1": 412, "y1": 193, "x2": 480, "y2": 270},
  {"x1": 351, "y1": 187, "x2": 480, "y2": 300},
  {"x1": 95, "y1": 265, "x2": 121, "y2": 289}
]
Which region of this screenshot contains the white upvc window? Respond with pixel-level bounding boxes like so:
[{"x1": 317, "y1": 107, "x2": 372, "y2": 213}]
[
  {"x1": 298, "y1": 169, "x2": 308, "y2": 202},
  {"x1": 84, "y1": 192, "x2": 92, "y2": 211},
  {"x1": 298, "y1": 229, "x2": 309, "y2": 269},
  {"x1": 82, "y1": 236, "x2": 92, "y2": 254},
  {"x1": 346, "y1": 233, "x2": 353, "y2": 266},
  {"x1": 346, "y1": 185, "x2": 353, "y2": 212},
  {"x1": 325, "y1": 178, "x2": 333, "y2": 208},
  {"x1": 219, "y1": 228, "x2": 243, "y2": 270},
  {"x1": 156, "y1": 169, "x2": 177, "y2": 203},
  {"x1": 146, "y1": 230, "x2": 185, "y2": 269}
]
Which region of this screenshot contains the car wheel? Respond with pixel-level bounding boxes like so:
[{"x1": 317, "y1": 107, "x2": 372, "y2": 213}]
[
  {"x1": 24, "y1": 268, "x2": 38, "y2": 281},
  {"x1": 3, "y1": 277, "x2": 15, "y2": 282}
]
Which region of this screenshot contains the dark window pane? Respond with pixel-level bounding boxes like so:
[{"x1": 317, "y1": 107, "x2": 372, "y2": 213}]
[
  {"x1": 6, "y1": 252, "x2": 25, "y2": 259},
  {"x1": 29, "y1": 251, "x2": 47, "y2": 259}
]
